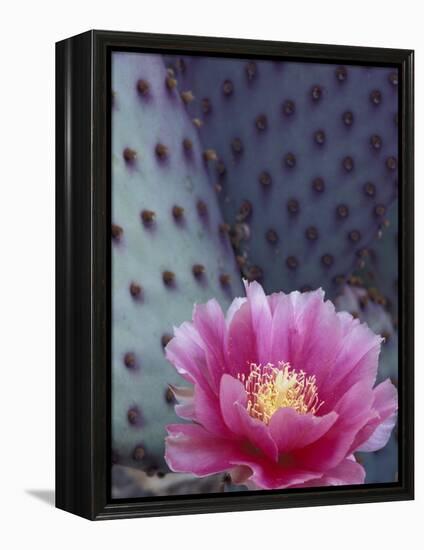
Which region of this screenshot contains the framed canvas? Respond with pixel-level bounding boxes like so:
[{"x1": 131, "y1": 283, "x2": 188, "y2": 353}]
[{"x1": 56, "y1": 30, "x2": 414, "y2": 520}]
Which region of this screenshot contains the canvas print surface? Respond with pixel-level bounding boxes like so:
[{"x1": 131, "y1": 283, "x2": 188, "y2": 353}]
[{"x1": 110, "y1": 51, "x2": 399, "y2": 499}]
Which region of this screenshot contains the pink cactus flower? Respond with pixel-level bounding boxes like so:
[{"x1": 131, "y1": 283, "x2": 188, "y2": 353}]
[{"x1": 164, "y1": 282, "x2": 398, "y2": 489}]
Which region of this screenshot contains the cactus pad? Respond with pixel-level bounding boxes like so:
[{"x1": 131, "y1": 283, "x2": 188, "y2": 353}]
[{"x1": 111, "y1": 52, "x2": 242, "y2": 476}]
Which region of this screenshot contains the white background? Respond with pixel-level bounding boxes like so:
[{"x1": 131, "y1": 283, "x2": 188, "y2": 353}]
[{"x1": 0, "y1": 0, "x2": 421, "y2": 548}]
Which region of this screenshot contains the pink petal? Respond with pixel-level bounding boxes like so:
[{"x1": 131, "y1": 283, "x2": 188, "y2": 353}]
[
  {"x1": 322, "y1": 317, "x2": 382, "y2": 410},
  {"x1": 267, "y1": 291, "x2": 284, "y2": 314},
  {"x1": 295, "y1": 457, "x2": 365, "y2": 487},
  {"x1": 169, "y1": 384, "x2": 194, "y2": 401},
  {"x1": 165, "y1": 423, "x2": 319, "y2": 489},
  {"x1": 359, "y1": 414, "x2": 397, "y2": 453},
  {"x1": 295, "y1": 381, "x2": 374, "y2": 471},
  {"x1": 227, "y1": 301, "x2": 258, "y2": 377},
  {"x1": 193, "y1": 299, "x2": 229, "y2": 391},
  {"x1": 269, "y1": 289, "x2": 342, "y2": 387},
  {"x1": 219, "y1": 373, "x2": 247, "y2": 431},
  {"x1": 219, "y1": 375, "x2": 278, "y2": 461},
  {"x1": 169, "y1": 385, "x2": 196, "y2": 420},
  {"x1": 289, "y1": 290, "x2": 343, "y2": 386},
  {"x1": 268, "y1": 407, "x2": 338, "y2": 453},
  {"x1": 235, "y1": 455, "x2": 321, "y2": 489},
  {"x1": 165, "y1": 423, "x2": 240, "y2": 476},
  {"x1": 166, "y1": 321, "x2": 211, "y2": 390},
  {"x1": 194, "y1": 383, "x2": 231, "y2": 437},
  {"x1": 228, "y1": 465, "x2": 253, "y2": 485},
  {"x1": 356, "y1": 378, "x2": 398, "y2": 452},
  {"x1": 244, "y1": 280, "x2": 273, "y2": 364},
  {"x1": 174, "y1": 402, "x2": 195, "y2": 420},
  {"x1": 225, "y1": 297, "x2": 246, "y2": 326},
  {"x1": 234, "y1": 404, "x2": 279, "y2": 461},
  {"x1": 320, "y1": 457, "x2": 366, "y2": 485},
  {"x1": 227, "y1": 282, "x2": 273, "y2": 377},
  {"x1": 268, "y1": 292, "x2": 294, "y2": 366}
]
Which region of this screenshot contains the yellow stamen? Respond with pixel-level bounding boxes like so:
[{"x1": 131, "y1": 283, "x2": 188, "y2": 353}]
[{"x1": 238, "y1": 362, "x2": 323, "y2": 424}]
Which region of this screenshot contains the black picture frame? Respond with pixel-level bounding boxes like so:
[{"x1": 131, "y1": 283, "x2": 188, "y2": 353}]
[{"x1": 56, "y1": 30, "x2": 414, "y2": 520}]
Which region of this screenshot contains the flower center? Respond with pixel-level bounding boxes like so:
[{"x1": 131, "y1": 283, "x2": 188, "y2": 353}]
[{"x1": 237, "y1": 362, "x2": 323, "y2": 424}]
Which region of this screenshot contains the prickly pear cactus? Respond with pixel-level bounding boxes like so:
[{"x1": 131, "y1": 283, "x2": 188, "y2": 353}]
[
  {"x1": 111, "y1": 52, "x2": 243, "y2": 476},
  {"x1": 335, "y1": 284, "x2": 398, "y2": 483},
  {"x1": 170, "y1": 56, "x2": 399, "y2": 298}
]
